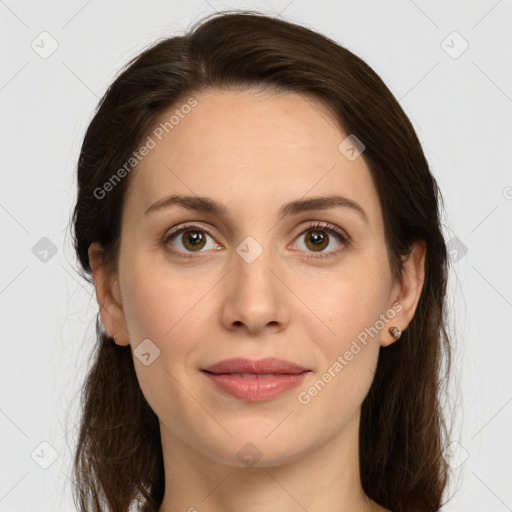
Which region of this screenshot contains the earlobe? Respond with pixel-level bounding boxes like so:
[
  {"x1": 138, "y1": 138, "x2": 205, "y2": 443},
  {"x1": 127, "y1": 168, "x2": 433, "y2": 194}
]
[
  {"x1": 382, "y1": 240, "x2": 426, "y2": 347},
  {"x1": 88, "y1": 242, "x2": 130, "y2": 346}
]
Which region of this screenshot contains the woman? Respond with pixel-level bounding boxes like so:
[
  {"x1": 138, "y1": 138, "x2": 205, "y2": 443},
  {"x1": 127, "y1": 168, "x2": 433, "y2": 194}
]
[{"x1": 71, "y1": 10, "x2": 453, "y2": 512}]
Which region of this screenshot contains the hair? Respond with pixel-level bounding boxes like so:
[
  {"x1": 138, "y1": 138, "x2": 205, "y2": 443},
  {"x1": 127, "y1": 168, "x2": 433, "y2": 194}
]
[{"x1": 71, "y1": 9, "x2": 453, "y2": 512}]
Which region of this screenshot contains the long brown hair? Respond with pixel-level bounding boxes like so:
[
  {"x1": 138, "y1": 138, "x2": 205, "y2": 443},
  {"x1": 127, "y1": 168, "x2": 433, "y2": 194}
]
[{"x1": 71, "y1": 10, "x2": 453, "y2": 511}]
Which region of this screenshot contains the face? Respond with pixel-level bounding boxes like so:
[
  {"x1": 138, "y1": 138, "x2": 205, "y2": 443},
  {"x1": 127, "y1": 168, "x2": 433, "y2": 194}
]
[{"x1": 91, "y1": 88, "x2": 424, "y2": 468}]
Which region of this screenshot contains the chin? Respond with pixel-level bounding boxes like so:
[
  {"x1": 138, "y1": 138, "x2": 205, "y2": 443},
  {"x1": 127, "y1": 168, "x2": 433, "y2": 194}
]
[{"x1": 193, "y1": 425, "x2": 314, "y2": 469}]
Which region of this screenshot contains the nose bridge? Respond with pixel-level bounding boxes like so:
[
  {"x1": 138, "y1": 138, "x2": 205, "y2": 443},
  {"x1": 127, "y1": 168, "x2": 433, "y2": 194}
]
[{"x1": 233, "y1": 233, "x2": 277, "y2": 296}]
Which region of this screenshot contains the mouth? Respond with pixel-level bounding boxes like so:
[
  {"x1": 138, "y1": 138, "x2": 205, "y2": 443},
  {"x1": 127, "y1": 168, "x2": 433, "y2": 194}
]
[{"x1": 201, "y1": 357, "x2": 311, "y2": 401}]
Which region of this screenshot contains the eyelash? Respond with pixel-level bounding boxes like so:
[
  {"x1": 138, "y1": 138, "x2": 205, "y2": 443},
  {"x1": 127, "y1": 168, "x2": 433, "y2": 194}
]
[{"x1": 162, "y1": 221, "x2": 351, "y2": 260}]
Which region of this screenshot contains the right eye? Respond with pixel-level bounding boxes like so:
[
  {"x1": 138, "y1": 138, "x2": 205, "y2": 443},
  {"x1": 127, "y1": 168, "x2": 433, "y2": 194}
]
[{"x1": 163, "y1": 223, "x2": 222, "y2": 258}]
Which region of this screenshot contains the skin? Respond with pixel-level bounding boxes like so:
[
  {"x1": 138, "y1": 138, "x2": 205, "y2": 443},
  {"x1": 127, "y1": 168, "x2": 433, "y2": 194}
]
[{"x1": 89, "y1": 88, "x2": 425, "y2": 512}]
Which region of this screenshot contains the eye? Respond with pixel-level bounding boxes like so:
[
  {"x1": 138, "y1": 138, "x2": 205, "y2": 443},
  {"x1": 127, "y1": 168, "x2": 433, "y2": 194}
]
[
  {"x1": 162, "y1": 221, "x2": 351, "y2": 260},
  {"x1": 163, "y1": 224, "x2": 221, "y2": 258},
  {"x1": 291, "y1": 221, "x2": 350, "y2": 259}
]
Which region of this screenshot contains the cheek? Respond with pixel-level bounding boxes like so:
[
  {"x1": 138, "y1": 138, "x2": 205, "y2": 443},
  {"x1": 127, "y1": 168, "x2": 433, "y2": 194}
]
[
  {"x1": 120, "y1": 249, "x2": 212, "y2": 342},
  {"x1": 303, "y1": 262, "x2": 389, "y2": 400},
  {"x1": 120, "y1": 259, "x2": 212, "y2": 431},
  {"x1": 310, "y1": 262, "x2": 389, "y2": 344},
  {"x1": 296, "y1": 284, "x2": 384, "y2": 434},
  {"x1": 119, "y1": 254, "x2": 221, "y2": 399}
]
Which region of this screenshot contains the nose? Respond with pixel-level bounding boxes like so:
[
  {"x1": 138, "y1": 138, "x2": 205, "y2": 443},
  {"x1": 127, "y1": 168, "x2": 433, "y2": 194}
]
[{"x1": 220, "y1": 243, "x2": 290, "y2": 335}]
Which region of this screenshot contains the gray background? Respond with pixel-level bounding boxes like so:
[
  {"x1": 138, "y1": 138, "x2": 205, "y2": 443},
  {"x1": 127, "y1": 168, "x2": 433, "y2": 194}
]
[{"x1": 1, "y1": 0, "x2": 511, "y2": 510}]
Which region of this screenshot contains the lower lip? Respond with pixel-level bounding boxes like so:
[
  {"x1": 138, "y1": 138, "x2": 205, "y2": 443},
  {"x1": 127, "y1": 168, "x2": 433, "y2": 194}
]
[{"x1": 203, "y1": 372, "x2": 309, "y2": 401}]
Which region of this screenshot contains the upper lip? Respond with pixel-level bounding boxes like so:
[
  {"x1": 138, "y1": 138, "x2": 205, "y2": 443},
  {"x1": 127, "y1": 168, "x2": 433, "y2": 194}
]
[{"x1": 202, "y1": 357, "x2": 310, "y2": 375}]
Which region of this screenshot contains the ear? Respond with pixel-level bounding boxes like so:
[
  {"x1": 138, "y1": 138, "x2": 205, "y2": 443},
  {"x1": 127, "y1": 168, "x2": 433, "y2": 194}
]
[
  {"x1": 88, "y1": 242, "x2": 130, "y2": 346},
  {"x1": 381, "y1": 239, "x2": 426, "y2": 347}
]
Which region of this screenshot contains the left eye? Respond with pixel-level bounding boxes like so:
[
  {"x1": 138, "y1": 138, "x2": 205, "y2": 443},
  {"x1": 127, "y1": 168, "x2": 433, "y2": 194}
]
[{"x1": 290, "y1": 223, "x2": 349, "y2": 256}]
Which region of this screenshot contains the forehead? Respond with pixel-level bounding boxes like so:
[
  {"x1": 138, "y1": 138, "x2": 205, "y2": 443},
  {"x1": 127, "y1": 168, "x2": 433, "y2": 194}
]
[{"x1": 124, "y1": 88, "x2": 382, "y2": 229}]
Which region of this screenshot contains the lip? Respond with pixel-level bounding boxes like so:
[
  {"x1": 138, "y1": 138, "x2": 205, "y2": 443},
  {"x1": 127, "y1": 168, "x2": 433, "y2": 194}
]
[
  {"x1": 202, "y1": 357, "x2": 309, "y2": 375},
  {"x1": 202, "y1": 358, "x2": 311, "y2": 402}
]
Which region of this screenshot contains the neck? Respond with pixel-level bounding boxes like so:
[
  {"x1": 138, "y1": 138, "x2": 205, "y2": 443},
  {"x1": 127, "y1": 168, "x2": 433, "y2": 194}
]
[{"x1": 158, "y1": 408, "x2": 377, "y2": 512}]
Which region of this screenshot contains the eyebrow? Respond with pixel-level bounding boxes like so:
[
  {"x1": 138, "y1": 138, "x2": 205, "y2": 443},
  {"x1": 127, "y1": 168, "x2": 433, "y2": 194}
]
[{"x1": 144, "y1": 194, "x2": 368, "y2": 224}]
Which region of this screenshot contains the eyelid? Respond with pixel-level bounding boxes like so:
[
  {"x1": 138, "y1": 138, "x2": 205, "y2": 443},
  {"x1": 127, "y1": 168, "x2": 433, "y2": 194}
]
[
  {"x1": 291, "y1": 220, "x2": 349, "y2": 244},
  {"x1": 163, "y1": 223, "x2": 217, "y2": 242}
]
